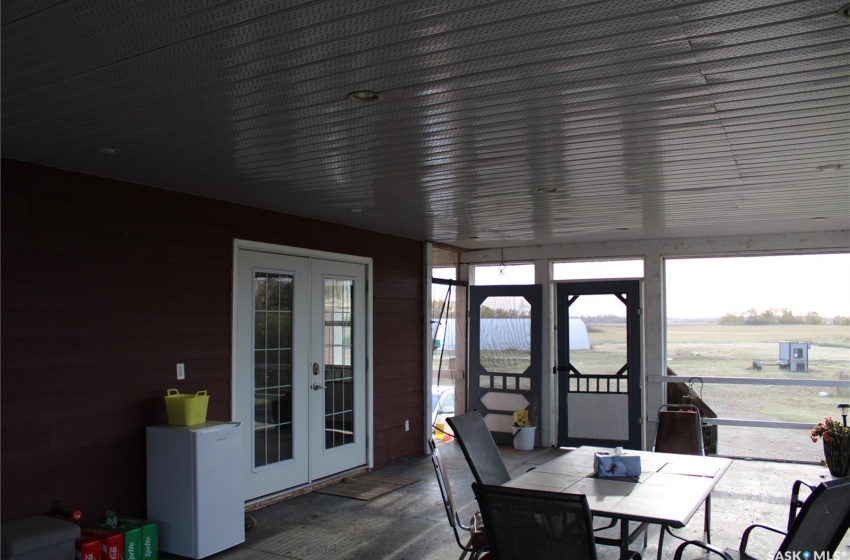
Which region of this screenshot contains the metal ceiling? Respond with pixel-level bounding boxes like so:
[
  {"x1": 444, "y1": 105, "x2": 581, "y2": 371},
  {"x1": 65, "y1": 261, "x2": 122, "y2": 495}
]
[{"x1": 2, "y1": 0, "x2": 849, "y2": 250}]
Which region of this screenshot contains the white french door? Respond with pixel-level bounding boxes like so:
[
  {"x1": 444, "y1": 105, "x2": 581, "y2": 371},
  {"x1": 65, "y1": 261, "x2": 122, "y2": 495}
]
[
  {"x1": 234, "y1": 246, "x2": 369, "y2": 501},
  {"x1": 308, "y1": 258, "x2": 367, "y2": 480}
]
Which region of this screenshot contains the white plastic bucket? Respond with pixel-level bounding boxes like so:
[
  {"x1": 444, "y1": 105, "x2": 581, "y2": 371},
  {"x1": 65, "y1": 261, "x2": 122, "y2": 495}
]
[{"x1": 512, "y1": 426, "x2": 536, "y2": 451}]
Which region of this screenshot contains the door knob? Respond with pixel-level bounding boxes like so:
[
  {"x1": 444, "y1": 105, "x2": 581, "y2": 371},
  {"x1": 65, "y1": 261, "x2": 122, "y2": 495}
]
[{"x1": 312, "y1": 383, "x2": 326, "y2": 391}]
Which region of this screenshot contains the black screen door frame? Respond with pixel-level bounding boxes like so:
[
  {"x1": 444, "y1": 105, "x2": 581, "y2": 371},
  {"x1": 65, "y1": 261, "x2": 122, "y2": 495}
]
[
  {"x1": 556, "y1": 280, "x2": 641, "y2": 449},
  {"x1": 468, "y1": 284, "x2": 543, "y2": 445}
]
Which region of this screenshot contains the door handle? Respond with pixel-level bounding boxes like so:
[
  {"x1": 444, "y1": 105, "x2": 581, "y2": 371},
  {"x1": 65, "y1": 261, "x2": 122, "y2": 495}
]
[{"x1": 312, "y1": 383, "x2": 326, "y2": 391}]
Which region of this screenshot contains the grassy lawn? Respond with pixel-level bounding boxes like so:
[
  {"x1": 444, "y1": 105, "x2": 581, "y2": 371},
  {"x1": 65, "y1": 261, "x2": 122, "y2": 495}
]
[
  {"x1": 575, "y1": 323, "x2": 850, "y2": 461},
  {"x1": 578, "y1": 323, "x2": 849, "y2": 418},
  {"x1": 664, "y1": 326, "x2": 849, "y2": 428}
]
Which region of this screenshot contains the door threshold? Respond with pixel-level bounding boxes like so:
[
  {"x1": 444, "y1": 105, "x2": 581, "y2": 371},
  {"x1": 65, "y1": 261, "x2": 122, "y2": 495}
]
[{"x1": 245, "y1": 466, "x2": 370, "y2": 511}]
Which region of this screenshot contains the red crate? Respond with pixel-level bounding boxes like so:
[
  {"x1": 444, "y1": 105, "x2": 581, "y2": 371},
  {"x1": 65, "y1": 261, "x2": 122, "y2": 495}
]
[
  {"x1": 82, "y1": 528, "x2": 123, "y2": 560},
  {"x1": 76, "y1": 535, "x2": 102, "y2": 560}
]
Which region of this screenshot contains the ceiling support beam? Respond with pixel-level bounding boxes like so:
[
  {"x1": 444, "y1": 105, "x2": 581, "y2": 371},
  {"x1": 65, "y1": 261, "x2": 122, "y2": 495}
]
[{"x1": 459, "y1": 230, "x2": 850, "y2": 264}]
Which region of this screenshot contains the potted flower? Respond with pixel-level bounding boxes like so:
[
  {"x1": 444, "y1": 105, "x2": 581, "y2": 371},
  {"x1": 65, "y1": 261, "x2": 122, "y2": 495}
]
[
  {"x1": 810, "y1": 416, "x2": 850, "y2": 477},
  {"x1": 511, "y1": 408, "x2": 536, "y2": 451}
]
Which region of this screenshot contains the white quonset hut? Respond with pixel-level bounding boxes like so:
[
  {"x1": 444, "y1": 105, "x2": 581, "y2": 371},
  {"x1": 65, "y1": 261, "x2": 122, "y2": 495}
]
[
  {"x1": 433, "y1": 318, "x2": 590, "y2": 351},
  {"x1": 567, "y1": 318, "x2": 590, "y2": 350}
]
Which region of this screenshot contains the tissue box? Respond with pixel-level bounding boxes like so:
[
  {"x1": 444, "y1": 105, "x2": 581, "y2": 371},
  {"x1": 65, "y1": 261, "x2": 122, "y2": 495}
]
[{"x1": 594, "y1": 451, "x2": 641, "y2": 478}]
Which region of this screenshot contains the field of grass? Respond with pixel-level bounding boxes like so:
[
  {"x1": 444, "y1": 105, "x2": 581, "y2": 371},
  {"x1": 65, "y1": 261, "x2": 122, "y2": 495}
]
[
  {"x1": 579, "y1": 324, "x2": 849, "y2": 412},
  {"x1": 575, "y1": 323, "x2": 850, "y2": 461}
]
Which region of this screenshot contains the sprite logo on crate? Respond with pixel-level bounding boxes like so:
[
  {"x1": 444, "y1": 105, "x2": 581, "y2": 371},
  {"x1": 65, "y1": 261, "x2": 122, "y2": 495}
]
[
  {"x1": 140, "y1": 520, "x2": 158, "y2": 560},
  {"x1": 143, "y1": 533, "x2": 154, "y2": 559},
  {"x1": 121, "y1": 517, "x2": 158, "y2": 560}
]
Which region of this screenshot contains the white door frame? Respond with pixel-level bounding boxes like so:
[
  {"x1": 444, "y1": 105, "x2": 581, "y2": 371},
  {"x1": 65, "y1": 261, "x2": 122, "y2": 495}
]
[{"x1": 231, "y1": 239, "x2": 374, "y2": 493}]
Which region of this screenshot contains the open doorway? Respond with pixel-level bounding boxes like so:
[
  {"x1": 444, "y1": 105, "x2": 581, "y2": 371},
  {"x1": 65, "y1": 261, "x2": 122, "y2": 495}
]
[{"x1": 431, "y1": 267, "x2": 462, "y2": 441}]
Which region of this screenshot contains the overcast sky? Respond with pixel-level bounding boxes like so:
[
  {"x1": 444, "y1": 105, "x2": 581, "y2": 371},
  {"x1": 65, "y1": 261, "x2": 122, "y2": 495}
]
[
  {"x1": 450, "y1": 253, "x2": 850, "y2": 319},
  {"x1": 666, "y1": 254, "x2": 850, "y2": 319}
]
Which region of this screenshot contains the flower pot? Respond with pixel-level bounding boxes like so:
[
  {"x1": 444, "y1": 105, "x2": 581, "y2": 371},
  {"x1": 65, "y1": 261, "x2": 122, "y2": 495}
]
[
  {"x1": 823, "y1": 434, "x2": 850, "y2": 477},
  {"x1": 512, "y1": 426, "x2": 536, "y2": 451}
]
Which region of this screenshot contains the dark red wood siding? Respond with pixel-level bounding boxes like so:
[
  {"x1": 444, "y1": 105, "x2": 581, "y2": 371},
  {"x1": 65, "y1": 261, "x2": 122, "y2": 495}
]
[{"x1": 0, "y1": 159, "x2": 425, "y2": 522}]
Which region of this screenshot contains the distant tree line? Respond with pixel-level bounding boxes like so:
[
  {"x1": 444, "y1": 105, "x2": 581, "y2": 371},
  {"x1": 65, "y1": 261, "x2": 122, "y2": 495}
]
[
  {"x1": 431, "y1": 302, "x2": 531, "y2": 318},
  {"x1": 480, "y1": 306, "x2": 530, "y2": 318},
  {"x1": 432, "y1": 300, "x2": 456, "y2": 318},
  {"x1": 718, "y1": 308, "x2": 847, "y2": 325},
  {"x1": 577, "y1": 314, "x2": 625, "y2": 324},
  {"x1": 433, "y1": 303, "x2": 850, "y2": 325}
]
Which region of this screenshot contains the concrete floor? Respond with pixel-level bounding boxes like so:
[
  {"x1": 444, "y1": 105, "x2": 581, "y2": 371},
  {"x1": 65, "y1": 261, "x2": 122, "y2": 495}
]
[{"x1": 162, "y1": 442, "x2": 849, "y2": 560}]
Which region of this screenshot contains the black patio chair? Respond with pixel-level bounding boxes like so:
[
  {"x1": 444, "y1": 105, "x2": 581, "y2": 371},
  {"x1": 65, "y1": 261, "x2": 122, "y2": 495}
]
[
  {"x1": 472, "y1": 482, "x2": 642, "y2": 560},
  {"x1": 672, "y1": 476, "x2": 850, "y2": 560},
  {"x1": 446, "y1": 410, "x2": 511, "y2": 486},
  {"x1": 653, "y1": 404, "x2": 711, "y2": 557},
  {"x1": 787, "y1": 479, "x2": 817, "y2": 531},
  {"x1": 429, "y1": 438, "x2": 488, "y2": 560},
  {"x1": 447, "y1": 410, "x2": 620, "y2": 540}
]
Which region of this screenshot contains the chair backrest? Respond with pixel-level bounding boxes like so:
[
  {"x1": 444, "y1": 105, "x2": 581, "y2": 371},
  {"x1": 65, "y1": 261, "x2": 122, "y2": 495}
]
[
  {"x1": 429, "y1": 437, "x2": 469, "y2": 551},
  {"x1": 653, "y1": 404, "x2": 705, "y2": 456},
  {"x1": 779, "y1": 477, "x2": 850, "y2": 556},
  {"x1": 472, "y1": 483, "x2": 597, "y2": 560},
  {"x1": 447, "y1": 410, "x2": 511, "y2": 485}
]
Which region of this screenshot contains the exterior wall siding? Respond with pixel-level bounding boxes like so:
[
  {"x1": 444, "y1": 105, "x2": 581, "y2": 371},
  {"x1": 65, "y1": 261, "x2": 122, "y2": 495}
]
[{"x1": 0, "y1": 159, "x2": 425, "y2": 522}]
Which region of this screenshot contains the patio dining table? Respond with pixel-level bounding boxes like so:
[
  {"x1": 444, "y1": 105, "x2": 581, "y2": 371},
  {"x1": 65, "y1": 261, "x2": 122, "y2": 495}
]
[{"x1": 503, "y1": 445, "x2": 733, "y2": 559}]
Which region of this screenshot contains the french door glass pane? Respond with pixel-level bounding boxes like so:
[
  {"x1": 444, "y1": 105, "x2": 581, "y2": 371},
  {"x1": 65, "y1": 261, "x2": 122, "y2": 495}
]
[
  {"x1": 323, "y1": 278, "x2": 354, "y2": 449},
  {"x1": 254, "y1": 272, "x2": 294, "y2": 468}
]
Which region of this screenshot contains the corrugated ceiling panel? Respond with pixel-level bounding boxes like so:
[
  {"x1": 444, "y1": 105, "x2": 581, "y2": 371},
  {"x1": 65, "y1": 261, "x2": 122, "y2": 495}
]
[{"x1": 1, "y1": 0, "x2": 848, "y2": 248}]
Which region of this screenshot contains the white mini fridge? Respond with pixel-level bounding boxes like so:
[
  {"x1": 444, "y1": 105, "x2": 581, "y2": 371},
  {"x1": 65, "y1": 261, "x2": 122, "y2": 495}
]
[{"x1": 146, "y1": 422, "x2": 245, "y2": 558}]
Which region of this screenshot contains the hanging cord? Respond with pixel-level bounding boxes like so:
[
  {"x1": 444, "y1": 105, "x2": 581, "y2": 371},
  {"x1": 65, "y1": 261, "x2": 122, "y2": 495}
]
[
  {"x1": 432, "y1": 284, "x2": 454, "y2": 436},
  {"x1": 432, "y1": 284, "x2": 451, "y2": 347},
  {"x1": 435, "y1": 284, "x2": 453, "y2": 388}
]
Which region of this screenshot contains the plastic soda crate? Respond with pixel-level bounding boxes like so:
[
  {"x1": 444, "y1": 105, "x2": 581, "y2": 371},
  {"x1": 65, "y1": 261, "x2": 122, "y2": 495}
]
[
  {"x1": 117, "y1": 518, "x2": 157, "y2": 560},
  {"x1": 76, "y1": 535, "x2": 102, "y2": 560},
  {"x1": 81, "y1": 527, "x2": 122, "y2": 560}
]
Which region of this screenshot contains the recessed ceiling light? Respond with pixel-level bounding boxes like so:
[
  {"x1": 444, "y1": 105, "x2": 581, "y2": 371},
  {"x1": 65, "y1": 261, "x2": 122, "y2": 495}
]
[
  {"x1": 816, "y1": 164, "x2": 843, "y2": 171},
  {"x1": 813, "y1": 217, "x2": 828, "y2": 221},
  {"x1": 93, "y1": 146, "x2": 120, "y2": 155},
  {"x1": 347, "y1": 91, "x2": 381, "y2": 103},
  {"x1": 350, "y1": 208, "x2": 363, "y2": 213},
  {"x1": 537, "y1": 187, "x2": 559, "y2": 194}
]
